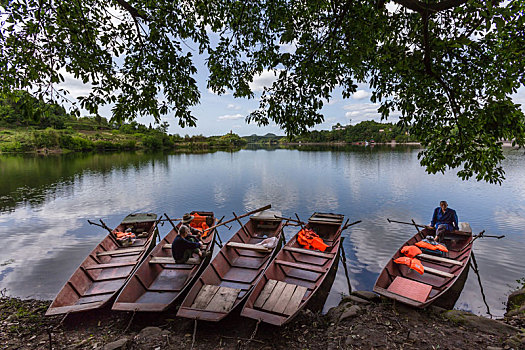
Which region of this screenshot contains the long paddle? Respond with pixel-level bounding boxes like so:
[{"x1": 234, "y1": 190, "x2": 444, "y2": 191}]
[
  {"x1": 201, "y1": 204, "x2": 272, "y2": 233},
  {"x1": 387, "y1": 218, "x2": 505, "y2": 239},
  {"x1": 387, "y1": 218, "x2": 430, "y2": 230}
]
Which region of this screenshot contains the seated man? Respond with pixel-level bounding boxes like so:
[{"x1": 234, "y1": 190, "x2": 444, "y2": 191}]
[
  {"x1": 430, "y1": 200, "x2": 459, "y2": 240},
  {"x1": 171, "y1": 225, "x2": 203, "y2": 264}
]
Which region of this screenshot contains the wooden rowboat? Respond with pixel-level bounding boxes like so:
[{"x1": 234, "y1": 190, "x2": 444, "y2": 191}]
[
  {"x1": 112, "y1": 211, "x2": 217, "y2": 312},
  {"x1": 373, "y1": 228, "x2": 472, "y2": 308},
  {"x1": 45, "y1": 213, "x2": 159, "y2": 316},
  {"x1": 176, "y1": 210, "x2": 284, "y2": 322},
  {"x1": 241, "y1": 212, "x2": 344, "y2": 326}
]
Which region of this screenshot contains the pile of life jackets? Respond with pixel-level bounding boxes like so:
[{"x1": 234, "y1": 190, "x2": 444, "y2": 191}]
[
  {"x1": 190, "y1": 213, "x2": 210, "y2": 238},
  {"x1": 297, "y1": 228, "x2": 328, "y2": 252},
  {"x1": 415, "y1": 237, "x2": 448, "y2": 255},
  {"x1": 394, "y1": 245, "x2": 424, "y2": 274},
  {"x1": 114, "y1": 229, "x2": 136, "y2": 246}
]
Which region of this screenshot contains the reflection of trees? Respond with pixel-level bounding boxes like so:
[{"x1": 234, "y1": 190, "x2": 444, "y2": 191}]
[{"x1": 0, "y1": 152, "x2": 169, "y2": 212}]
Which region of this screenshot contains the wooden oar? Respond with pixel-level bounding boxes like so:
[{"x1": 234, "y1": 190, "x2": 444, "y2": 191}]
[
  {"x1": 387, "y1": 218, "x2": 430, "y2": 229},
  {"x1": 87, "y1": 220, "x2": 112, "y2": 234},
  {"x1": 202, "y1": 204, "x2": 272, "y2": 232},
  {"x1": 274, "y1": 215, "x2": 306, "y2": 226},
  {"x1": 163, "y1": 213, "x2": 179, "y2": 231},
  {"x1": 342, "y1": 220, "x2": 361, "y2": 231}
]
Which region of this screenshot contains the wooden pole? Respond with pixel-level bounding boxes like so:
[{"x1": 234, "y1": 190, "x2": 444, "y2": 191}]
[
  {"x1": 387, "y1": 218, "x2": 429, "y2": 229},
  {"x1": 233, "y1": 211, "x2": 252, "y2": 237},
  {"x1": 163, "y1": 213, "x2": 179, "y2": 231},
  {"x1": 203, "y1": 204, "x2": 271, "y2": 232},
  {"x1": 87, "y1": 220, "x2": 112, "y2": 234},
  {"x1": 294, "y1": 214, "x2": 305, "y2": 231},
  {"x1": 274, "y1": 215, "x2": 306, "y2": 226}
]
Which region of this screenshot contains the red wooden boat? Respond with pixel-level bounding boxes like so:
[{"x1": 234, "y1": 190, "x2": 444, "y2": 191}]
[
  {"x1": 241, "y1": 212, "x2": 344, "y2": 326},
  {"x1": 373, "y1": 228, "x2": 473, "y2": 308},
  {"x1": 176, "y1": 210, "x2": 284, "y2": 322},
  {"x1": 45, "y1": 213, "x2": 159, "y2": 316},
  {"x1": 112, "y1": 211, "x2": 217, "y2": 312}
]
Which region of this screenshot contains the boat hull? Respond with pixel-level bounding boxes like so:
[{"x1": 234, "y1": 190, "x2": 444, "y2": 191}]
[
  {"x1": 241, "y1": 212, "x2": 345, "y2": 326},
  {"x1": 177, "y1": 210, "x2": 284, "y2": 322},
  {"x1": 112, "y1": 211, "x2": 216, "y2": 312},
  {"x1": 373, "y1": 228, "x2": 473, "y2": 308},
  {"x1": 45, "y1": 213, "x2": 158, "y2": 316}
]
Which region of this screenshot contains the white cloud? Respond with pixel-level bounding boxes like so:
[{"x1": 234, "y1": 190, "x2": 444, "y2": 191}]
[
  {"x1": 218, "y1": 113, "x2": 244, "y2": 121},
  {"x1": 249, "y1": 70, "x2": 280, "y2": 92},
  {"x1": 227, "y1": 103, "x2": 241, "y2": 110},
  {"x1": 342, "y1": 103, "x2": 386, "y2": 124},
  {"x1": 352, "y1": 90, "x2": 371, "y2": 100}
]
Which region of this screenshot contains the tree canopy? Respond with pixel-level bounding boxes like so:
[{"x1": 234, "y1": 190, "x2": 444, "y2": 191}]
[{"x1": 1, "y1": 0, "x2": 524, "y2": 183}]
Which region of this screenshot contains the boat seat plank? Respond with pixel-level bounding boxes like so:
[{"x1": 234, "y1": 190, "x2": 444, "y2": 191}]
[
  {"x1": 45, "y1": 301, "x2": 105, "y2": 316},
  {"x1": 192, "y1": 285, "x2": 220, "y2": 309},
  {"x1": 97, "y1": 247, "x2": 144, "y2": 256},
  {"x1": 271, "y1": 283, "x2": 297, "y2": 314},
  {"x1": 149, "y1": 257, "x2": 200, "y2": 265},
  {"x1": 163, "y1": 243, "x2": 208, "y2": 249},
  {"x1": 261, "y1": 281, "x2": 288, "y2": 311},
  {"x1": 418, "y1": 253, "x2": 463, "y2": 266},
  {"x1": 226, "y1": 242, "x2": 271, "y2": 253},
  {"x1": 387, "y1": 276, "x2": 432, "y2": 303},
  {"x1": 85, "y1": 261, "x2": 136, "y2": 270},
  {"x1": 283, "y1": 285, "x2": 308, "y2": 316},
  {"x1": 424, "y1": 266, "x2": 454, "y2": 278},
  {"x1": 205, "y1": 286, "x2": 241, "y2": 313},
  {"x1": 254, "y1": 280, "x2": 278, "y2": 308},
  {"x1": 284, "y1": 246, "x2": 334, "y2": 259},
  {"x1": 275, "y1": 260, "x2": 327, "y2": 273}
]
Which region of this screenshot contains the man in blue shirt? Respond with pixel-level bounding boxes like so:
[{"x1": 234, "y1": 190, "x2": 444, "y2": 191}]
[
  {"x1": 430, "y1": 201, "x2": 459, "y2": 240},
  {"x1": 171, "y1": 216, "x2": 203, "y2": 263}
]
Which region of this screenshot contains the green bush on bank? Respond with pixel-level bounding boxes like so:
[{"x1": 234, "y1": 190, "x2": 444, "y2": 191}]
[{"x1": 142, "y1": 135, "x2": 162, "y2": 150}]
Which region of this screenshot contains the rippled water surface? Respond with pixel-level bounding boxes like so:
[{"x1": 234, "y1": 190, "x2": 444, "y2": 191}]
[{"x1": 1, "y1": 146, "x2": 524, "y2": 317}]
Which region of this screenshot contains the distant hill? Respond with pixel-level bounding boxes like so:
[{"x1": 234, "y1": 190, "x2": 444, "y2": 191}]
[{"x1": 242, "y1": 133, "x2": 283, "y2": 143}]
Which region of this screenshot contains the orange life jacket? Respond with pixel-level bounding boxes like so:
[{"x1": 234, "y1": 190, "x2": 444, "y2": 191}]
[
  {"x1": 394, "y1": 256, "x2": 425, "y2": 274},
  {"x1": 297, "y1": 229, "x2": 328, "y2": 251},
  {"x1": 401, "y1": 245, "x2": 422, "y2": 258},
  {"x1": 114, "y1": 231, "x2": 135, "y2": 241},
  {"x1": 415, "y1": 240, "x2": 448, "y2": 253},
  {"x1": 189, "y1": 214, "x2": 210, "y2": 238}
]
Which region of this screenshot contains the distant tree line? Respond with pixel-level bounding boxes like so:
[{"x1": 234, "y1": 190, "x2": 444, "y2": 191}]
[{"x1": 292, "y1": 120, "x2": 417, "y2": 143}]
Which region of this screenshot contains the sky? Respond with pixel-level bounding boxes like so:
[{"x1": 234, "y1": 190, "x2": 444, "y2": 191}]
[{"x1": 54, "y1": 4, "x2": 525, "y2": 138}]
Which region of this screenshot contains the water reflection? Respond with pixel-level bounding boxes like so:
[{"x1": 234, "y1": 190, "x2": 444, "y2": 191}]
[{"x1": 0, "y1": 147, "x2": 524, "y2": 317}]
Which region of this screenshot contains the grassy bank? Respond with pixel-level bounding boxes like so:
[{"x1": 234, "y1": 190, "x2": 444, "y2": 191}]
[{"x1": 0, "y1": 128, "x2": 248, "y2": 154}]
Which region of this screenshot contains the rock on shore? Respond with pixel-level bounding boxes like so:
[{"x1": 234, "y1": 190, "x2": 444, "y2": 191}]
[{"x1": 1, "y1": 291, "x2": 524, "y2": 349}]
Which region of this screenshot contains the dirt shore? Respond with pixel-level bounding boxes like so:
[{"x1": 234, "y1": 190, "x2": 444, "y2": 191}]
[{"x1": 1, "y1": 291, "x2": 523, "y2": 350}]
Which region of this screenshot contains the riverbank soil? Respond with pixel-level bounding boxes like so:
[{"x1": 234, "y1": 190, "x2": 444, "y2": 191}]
[{"x1": 1, "y1": 291, "x2": 523, "y2": 350}]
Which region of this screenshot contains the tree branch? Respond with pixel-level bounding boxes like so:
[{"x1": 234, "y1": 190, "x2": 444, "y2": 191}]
[
  {"x1": 114, "y1": 0, "x2": 148, "y2": 21},
  {"x1": 393, "y1": 0, "x2": 468, "y2": 13}
]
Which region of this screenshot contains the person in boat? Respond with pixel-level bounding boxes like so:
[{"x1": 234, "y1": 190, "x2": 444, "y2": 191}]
[
  {"x1": 430, "y1": 201, "x2": 459, "y2": 240},
  {"x1": 180, "y1": 213, "x2": 204, "y2": 238},
  {"x1": 171, "y1": 214, "x2": 205, "y2": 263}
]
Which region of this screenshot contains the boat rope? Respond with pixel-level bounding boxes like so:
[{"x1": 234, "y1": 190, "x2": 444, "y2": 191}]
[
  {"x1": 339, "y1": 239, "x2": 352, "y2": 295},
  {"x1": 242, "y1": 319, "x2": 261, "y2": 349},
  {"x1": 469, "y1": 251, "x2": 492, "y2": 318},
  {"x1": 124, "y1": 308, "x2": 137, "y2": 333},
  {"x1": 57, "y1": 310, "x2": 71, "y2": 329},
  {"x1": 190, "y1": 319, "x2": 197, "y2": 350}
]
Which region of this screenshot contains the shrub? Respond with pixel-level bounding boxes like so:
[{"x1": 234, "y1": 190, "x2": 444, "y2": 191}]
[
  {"x1": 142, "y1": 135, "x2": 162, "y2": 150},
  {"x1": 0, "y1": 141, "x2": 23, "y2": 152},
  {"x1": 32, "y1": 128, "x2": 59, "y2": 148}
]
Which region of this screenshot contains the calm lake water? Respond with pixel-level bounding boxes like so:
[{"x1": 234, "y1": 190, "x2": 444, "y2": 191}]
[{"x1": 0, "y1": 146, "x2": 524, "y2": 317}]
